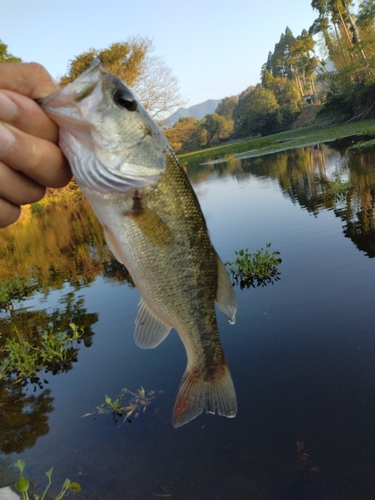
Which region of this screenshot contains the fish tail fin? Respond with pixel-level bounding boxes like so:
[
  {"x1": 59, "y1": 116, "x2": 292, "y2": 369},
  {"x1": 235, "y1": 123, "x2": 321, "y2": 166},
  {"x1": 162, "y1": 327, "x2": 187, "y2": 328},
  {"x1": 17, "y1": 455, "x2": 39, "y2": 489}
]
[{"x1": 172, "y1": 363, "x2": 237, "y2": 428}]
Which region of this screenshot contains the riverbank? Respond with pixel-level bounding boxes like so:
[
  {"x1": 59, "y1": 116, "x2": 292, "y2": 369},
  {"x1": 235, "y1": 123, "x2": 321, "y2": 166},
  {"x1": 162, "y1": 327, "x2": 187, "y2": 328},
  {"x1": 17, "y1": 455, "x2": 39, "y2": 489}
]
[{"x1": 179, "y1": 118, "x2": 375, "y2": 164}]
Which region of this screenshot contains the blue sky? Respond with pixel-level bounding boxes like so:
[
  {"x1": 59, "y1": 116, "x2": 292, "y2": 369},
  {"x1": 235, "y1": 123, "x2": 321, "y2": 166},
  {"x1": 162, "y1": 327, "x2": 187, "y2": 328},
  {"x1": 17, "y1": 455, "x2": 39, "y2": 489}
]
[{"x1": 1, "y1": 0, "x2": 318, "y2": 108}]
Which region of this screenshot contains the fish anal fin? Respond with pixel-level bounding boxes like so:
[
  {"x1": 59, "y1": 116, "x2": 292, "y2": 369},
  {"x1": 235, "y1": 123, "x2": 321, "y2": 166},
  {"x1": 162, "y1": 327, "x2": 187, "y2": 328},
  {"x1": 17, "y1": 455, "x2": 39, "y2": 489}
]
[
  {"x1": 127, "y1": 195, "x2": 173, "y2": 248},
  {"x1": 172, "y1": 363, "x2": 237, "y2": 428},
  {"x1": 216, "y1": 254, "x2": 237, "y2": 324},
  {"x1": 135, "y1": 299, "x2": 171, "y2": 349}
]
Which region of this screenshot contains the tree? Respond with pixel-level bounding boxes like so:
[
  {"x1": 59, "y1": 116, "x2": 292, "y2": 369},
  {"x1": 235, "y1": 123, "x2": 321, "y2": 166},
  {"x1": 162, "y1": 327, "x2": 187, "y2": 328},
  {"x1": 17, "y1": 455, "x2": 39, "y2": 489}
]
[
  {"x1": 132, "y1": 55, "x2": 186, "y2": 118},
  {"x1": 164, "y1": 117, "x2": 199, "y2": 152},
  {"x1": 200, "y1": 113, "x2": 234, "y2": 145},
  {"x1": 216, "y1": 96, "x2": 238, "y2": 120},
  {"x1": 269, "y1": 77, "x2": 302, "y2": 126},
  {"x1": 233, "y1": 86, "x2": 280, "y2": 136},
  {"x1": 60, "y1": 36, "x2": 185, "y2": 118},
  {"x1": 0, "y1": 39, "x2": 21, "y2": 62}
]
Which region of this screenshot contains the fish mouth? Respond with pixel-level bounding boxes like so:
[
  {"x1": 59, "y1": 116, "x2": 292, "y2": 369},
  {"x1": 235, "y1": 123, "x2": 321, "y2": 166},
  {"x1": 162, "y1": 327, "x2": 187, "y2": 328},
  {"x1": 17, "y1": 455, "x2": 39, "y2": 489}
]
[{"x1": 35, "y1": 58, "x2": 102, "y2": 106}]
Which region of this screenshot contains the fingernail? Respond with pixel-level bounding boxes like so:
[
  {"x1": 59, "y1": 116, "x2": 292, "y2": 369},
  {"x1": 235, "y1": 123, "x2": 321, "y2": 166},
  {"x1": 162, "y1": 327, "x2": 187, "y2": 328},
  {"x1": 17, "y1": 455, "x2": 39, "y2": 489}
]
[
  {"x1": 0, "y1": 93, "x2": 18, "y2": 121},
  {"x1": 0, "y1": 124, "x2": 16, "y2": 154}
]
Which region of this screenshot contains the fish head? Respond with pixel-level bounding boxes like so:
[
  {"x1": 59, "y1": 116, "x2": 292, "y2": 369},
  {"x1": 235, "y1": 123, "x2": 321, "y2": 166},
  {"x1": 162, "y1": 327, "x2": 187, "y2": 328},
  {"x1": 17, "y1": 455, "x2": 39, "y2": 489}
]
[{"x1": 37, "y1": 58, "x2": 168, "y2": 193}]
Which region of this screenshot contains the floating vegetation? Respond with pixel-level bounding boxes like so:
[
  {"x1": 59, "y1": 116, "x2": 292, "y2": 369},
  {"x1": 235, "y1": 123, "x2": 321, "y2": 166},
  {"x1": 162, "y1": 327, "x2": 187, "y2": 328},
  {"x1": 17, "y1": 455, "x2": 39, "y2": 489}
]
[
  {"x1": 82, "y1": 387, "x2": 164, "y2": 425},
  {"x1": 14, "y1": 459, "x2": 81, "y2": 499},
  {"x1": 348, "y1": 138, "x2": 375, "y2": 151},
  {"x1": 326, "y1": 178, "x2": 353, "y2": 200},
  {"x1": 0, "y1": 323, "x2": 85, "y2": 386},
  {"x1": 225, "y1": 243, "x2": 282, "y2": 289}
]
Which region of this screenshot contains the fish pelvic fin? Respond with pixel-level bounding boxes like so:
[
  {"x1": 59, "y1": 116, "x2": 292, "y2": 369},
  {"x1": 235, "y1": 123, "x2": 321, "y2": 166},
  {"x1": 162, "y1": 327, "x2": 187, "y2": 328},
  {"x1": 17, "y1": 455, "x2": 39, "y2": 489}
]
[
  {"x1": 172, "y1": 363, "x2": 237, "y2": 428},
  {"x1": 216, "y1": 254, "x2": 237, "y2": 324},
  {"x1": 135, "y1": 298, "x2": 171, "y2": 349}
]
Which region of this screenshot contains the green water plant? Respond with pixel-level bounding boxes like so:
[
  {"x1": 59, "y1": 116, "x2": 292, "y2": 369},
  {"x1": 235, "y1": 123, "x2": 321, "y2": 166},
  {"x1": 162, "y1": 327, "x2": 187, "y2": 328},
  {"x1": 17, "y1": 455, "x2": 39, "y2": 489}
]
[
  {"x1": 82, "y1": 387, "x2": 164, "y2": 424},
  {"x1": 0, "y1": 274, "x2": 38, "y2": 314},
  {"x1": 326, "y1": 178, "x2": 353, "y2": 200},
  {"x1": 14, "y1": 459, "x2": 81, "y2": 499},
  {"x1": 225, "y1": 243, "x2": 282, "y2": 289},
  {"x1": 0, "y1": 323, "x2": 84, "y2": 385}
]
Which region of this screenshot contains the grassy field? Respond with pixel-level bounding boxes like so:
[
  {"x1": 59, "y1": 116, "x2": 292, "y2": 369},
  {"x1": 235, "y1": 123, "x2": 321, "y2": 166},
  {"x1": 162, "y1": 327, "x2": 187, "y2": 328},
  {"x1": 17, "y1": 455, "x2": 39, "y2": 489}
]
[{"x1": 178, "y1": 119, "x2": 375, "y2": 164}]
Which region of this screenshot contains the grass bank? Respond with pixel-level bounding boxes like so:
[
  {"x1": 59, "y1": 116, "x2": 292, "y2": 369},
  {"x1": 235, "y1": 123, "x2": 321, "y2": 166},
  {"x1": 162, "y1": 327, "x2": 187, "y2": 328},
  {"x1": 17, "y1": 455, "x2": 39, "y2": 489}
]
[{"x1": 179, "y1": 119, "x2": 375, "y2": 164}]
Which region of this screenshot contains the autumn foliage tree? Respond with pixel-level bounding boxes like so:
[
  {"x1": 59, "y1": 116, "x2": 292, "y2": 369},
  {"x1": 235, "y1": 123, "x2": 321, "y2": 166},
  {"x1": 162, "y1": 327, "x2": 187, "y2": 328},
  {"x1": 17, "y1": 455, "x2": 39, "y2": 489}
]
[
  {"x1": 60, "y1": 36, "x2": 186, "y2": 118},
  {"x1": 0, "y1": 39, "x2": 21, "y2": 62}
]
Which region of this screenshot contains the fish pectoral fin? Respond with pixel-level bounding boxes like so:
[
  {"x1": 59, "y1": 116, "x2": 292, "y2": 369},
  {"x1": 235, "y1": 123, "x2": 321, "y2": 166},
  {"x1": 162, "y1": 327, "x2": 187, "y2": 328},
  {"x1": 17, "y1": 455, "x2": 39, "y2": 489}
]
[
  {"x1": 127, "y1": 204, "x2": 173, "y2": 248},
  {"x1": 134, "y1": 299, "x2": 171, "y2": 349},
  {"x1": 172, "y1": 363, "x2": 237, "y2": 428},
  {"x1": 215, "y1": 254, "x2": 237, "y2": 324}
]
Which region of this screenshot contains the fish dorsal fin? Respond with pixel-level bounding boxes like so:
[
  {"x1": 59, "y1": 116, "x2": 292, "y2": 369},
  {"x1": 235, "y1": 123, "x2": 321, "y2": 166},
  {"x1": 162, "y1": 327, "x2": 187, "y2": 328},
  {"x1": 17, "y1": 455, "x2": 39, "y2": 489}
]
[
  {"x1": 127, "y1": 195, "x2": 173, "y2": 248},
  {"x1": 135, "y1": 298, "x2": 172, "y2": 349},
  {"x1": 215, "y1": 254, "x2": 237, "y2": 324}
]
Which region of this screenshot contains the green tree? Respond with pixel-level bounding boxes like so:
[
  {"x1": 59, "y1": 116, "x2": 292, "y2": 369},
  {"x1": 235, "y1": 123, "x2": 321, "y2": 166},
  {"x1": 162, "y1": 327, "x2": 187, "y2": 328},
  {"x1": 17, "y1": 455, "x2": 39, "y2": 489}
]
[
  {"x1": 200, "y1": 113, "x2": 233, "y2": 146},
  {"x1": 0, "y1": 39, "x2": 21, "y2": 62},
  {"x1": 216, "y1": 96, "x2": 238, "y2": 120},
  {"x1": 269, "y1": 77, "x2": 302, "y2": 126},
  {"x1": 233, "y1": 86, "x2": 280, "y2": 136}
]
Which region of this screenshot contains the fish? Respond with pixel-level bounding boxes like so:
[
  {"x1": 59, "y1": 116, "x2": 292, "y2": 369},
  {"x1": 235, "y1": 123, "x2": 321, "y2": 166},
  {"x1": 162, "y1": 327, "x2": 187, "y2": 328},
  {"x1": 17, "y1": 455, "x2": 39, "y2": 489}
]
[{"x1": 37, "y1": 58, "x2": 237, "y2": 427}]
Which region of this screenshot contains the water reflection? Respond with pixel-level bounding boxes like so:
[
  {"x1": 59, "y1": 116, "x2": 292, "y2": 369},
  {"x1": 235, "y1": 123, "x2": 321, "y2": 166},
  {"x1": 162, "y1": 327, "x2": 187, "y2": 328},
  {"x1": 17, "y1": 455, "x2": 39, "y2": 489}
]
[
  {"x1": 0, "y1": 140, "x2": 373, "y2": 497},
  {"x1": 0, "y1": 386, "x2": 53, "y2": 454},
  {"x1": 0, "y1": 291, "x2": 98, "y2": 453},
  {"x1": 186, "y1": 142, "x2": 375, "y2": 257}
]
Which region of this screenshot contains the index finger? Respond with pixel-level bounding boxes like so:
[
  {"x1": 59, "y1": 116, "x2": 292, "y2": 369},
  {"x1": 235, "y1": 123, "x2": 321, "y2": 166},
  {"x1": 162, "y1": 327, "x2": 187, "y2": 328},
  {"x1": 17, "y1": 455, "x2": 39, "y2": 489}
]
[{"x1": 0, "y1": 62, "x2": 59, "y2": 99}]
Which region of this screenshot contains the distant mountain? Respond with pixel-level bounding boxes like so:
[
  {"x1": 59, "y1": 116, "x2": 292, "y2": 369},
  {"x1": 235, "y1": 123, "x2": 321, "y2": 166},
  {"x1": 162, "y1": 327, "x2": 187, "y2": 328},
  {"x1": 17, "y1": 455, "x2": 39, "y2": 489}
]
[{"x1": 163, "y1": 99, "x2": 222, "y2": 127}]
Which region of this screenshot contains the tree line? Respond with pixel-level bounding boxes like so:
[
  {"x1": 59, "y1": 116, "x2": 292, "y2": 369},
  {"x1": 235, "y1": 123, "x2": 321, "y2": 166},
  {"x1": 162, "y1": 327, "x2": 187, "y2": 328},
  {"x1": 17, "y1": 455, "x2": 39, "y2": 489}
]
[
  {"x1": 165, "y1": 0, "x2": 375, "y2": 153},
  {"x1": 1, "y1": 0, "x2": 375, "y2": 154}
]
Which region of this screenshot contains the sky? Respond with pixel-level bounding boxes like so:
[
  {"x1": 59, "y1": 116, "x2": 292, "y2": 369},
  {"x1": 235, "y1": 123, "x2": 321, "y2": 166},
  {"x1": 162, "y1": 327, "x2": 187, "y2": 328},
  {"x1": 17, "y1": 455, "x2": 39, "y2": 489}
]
[{"x1": 1, "y1": 0, "x2": 318, "y2": 109}]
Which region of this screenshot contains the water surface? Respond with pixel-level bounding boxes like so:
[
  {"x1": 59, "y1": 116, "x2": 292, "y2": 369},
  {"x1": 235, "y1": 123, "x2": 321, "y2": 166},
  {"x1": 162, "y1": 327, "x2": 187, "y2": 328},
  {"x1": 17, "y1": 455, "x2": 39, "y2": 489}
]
[{"x1": 0, "y1": 142, "x2": 374, "y2": 499}]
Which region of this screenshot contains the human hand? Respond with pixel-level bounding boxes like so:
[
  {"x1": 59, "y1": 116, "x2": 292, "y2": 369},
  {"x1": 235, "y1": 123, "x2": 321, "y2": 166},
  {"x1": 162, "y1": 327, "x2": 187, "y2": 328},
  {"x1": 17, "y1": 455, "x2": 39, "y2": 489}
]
[{"x1": 0, "y1": 62, "x2": 71, "y2": 228}]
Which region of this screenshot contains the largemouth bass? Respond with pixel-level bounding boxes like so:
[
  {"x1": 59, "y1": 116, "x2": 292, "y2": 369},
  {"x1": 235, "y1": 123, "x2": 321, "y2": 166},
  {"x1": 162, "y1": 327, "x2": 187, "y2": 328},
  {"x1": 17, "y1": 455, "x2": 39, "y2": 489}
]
[{"x1": 37, "y1": 59, "x2": 237, "y2": 427}]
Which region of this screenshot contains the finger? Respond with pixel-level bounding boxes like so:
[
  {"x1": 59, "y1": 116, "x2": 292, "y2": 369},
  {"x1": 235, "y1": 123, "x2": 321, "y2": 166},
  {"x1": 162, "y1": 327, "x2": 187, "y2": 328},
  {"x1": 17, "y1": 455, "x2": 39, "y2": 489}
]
[
  {"x1": 0, "y1": 122, "x2": 71, "y2": 188},
  {"x1": 0, "y1": 62, "x2": 59, "y2": 99},
  {"x1": 0, "y1": 197, "x2": 21, "y2": 229},
  {"x1": 0, "y1": 90, "x2": 59, "y2": 143},
  {"x1": 0, "y1": 160, "x2": 45, "y2": 205}
]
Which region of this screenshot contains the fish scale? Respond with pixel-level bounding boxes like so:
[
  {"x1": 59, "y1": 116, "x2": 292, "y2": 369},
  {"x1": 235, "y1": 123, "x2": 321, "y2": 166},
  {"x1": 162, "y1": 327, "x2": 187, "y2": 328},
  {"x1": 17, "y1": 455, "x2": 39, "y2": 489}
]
[{"x1": 38, "y1": 58, "x2": 238, "y2": 427}]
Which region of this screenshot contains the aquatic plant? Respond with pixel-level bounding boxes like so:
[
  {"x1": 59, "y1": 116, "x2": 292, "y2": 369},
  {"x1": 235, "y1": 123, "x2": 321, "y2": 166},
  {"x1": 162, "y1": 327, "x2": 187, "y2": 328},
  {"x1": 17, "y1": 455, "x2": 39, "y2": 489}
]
[
  {"x1": 0, "y1": 323, "x2": 84, "y2": 385},
  {"x1": 225, "y1": 243, "x2": 282, "y2": 289},
  {"x1": 14, "y1": 459, "x2": 81, "y2": 499},
  {"x1": 82, "y1": 387, "x2": 164, "y2": 424},
  {"x1": 0, "y1": 275, "x2": 38, "y2": 314},
  {"x1": 348, "y1": 138, "x2": 375, "y2": 150},
  {"x1": 326, "y1": 178, "x2": 353, "y2": 199}
]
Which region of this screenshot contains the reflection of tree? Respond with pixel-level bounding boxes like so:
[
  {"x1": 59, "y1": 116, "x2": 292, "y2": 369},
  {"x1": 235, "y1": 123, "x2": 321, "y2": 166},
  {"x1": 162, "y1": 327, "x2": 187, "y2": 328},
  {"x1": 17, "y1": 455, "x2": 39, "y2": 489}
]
[
  {"x1": 0, "y1": 294, "x2": 98, "y2": 388},
  {"x1": 0, "y1": 294, "x2": 98, "y2": 347},
  {"x1": 0, "y1": 384, "x2": 54, "y2": 454},
  {"x1": 0, "y1": 197, "x2": 136, "y2": 301},
  {"x1": 0, "y1": 198, "x2": 110, "y2": 291},
  {"x1": 0, "y1": 293, "x2": 98, "y2": 453},
  {"x1": 338, "y1": 149, "x2": 375, "y2": 257},
  {"x1": 190, "y1": 142, "x2": 375, "y2": 258}
]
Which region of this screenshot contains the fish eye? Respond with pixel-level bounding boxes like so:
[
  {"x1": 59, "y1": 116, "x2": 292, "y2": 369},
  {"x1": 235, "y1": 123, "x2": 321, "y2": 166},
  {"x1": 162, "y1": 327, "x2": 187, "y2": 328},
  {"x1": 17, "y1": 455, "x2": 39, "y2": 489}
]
[{"x1": 113, "y1": 89, "x2": 137, "y2": 112}]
